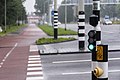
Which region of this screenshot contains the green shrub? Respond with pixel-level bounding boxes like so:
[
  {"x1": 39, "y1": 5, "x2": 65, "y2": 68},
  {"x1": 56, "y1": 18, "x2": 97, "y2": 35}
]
[{"x1": 36, "y1": 37, "x2": 76, "y2": 45}]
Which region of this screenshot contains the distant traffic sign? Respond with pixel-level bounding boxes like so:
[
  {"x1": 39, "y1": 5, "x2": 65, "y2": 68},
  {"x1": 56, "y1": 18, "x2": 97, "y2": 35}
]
[{"x1": 51, "y1": 10, "x2": 54, "y2": 16}]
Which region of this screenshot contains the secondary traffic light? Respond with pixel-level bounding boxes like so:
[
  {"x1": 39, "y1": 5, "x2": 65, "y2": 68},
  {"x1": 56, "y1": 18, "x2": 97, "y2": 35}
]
[
  {"x1": 88, "y1": 30, "x2": 96, "y2": 52},
  {"x1": 89, "y1": 15, "x2": 98, "y2": 27}
]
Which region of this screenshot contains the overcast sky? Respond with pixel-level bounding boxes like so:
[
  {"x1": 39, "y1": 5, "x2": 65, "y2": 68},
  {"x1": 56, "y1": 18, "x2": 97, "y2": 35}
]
[{"x1": 23, "y1": 0, "x2": 63, "y2": 13}]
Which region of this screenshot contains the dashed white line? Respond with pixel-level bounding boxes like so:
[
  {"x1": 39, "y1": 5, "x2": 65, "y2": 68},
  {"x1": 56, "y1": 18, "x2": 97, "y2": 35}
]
[
  {"x1": 109, "y1": 58, "x2": 120, "y2": 60},
  {"x1": 62, "y1": 71, "x2": 90, "y2": 75},
  {"x1": 103, "y1": 31, "x2": 115, "y2": 34},
  {"x1": 109, "y1": 70, "x2": 120, "y2": 73},
  {"x1": 0, "y1": 43, "x2": 18, "y2": 68},
  {"x1": 53, "y1": 59, "x2": 91, "y2": 64},
  {"x1": 52, "y1": 57, "x2": 120, "y2": 64},
  {"x1": 62, "y1": 70, "x2": 120, "y2": 75}
]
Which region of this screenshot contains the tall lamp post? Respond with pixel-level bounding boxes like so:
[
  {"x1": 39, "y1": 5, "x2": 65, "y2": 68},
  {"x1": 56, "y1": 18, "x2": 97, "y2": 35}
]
[
  {"x1": 65, "y1": 0, "x2": 67, "y2": 30},
  {"x1": 43, "y1": 0, "x2": 48, "y2": 24},
  {"x1": 5, "y1": 0, "x2": 6, "y2": 32}
]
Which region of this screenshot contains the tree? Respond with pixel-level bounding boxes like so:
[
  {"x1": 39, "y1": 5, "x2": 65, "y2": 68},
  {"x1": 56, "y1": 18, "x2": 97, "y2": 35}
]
[
  {"x1": 58, "y1": 0, "x2": 74, "y2": 23},
  {"x1": 85, "y1": 5, "x2": 92, "y2": 22},
  {"x1": 116, "y1": 4, "x2": 120, "y2": 18},
  {"x1": 101, "y1": 4, "x2": 117, "y2": 18},
  {"x1": 34, "y1": 0, "x2": 52, "y2": 16},
  {"x1": 0, "y1": 0, "x2": 5, "y2": 26},
  {"x1": 0, "y1": 0, "x2": 26, "y2": 28}
]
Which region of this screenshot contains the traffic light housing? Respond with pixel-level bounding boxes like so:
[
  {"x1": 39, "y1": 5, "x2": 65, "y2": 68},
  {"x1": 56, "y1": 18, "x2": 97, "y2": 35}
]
[
  {"x1": 89, "y1": 15, "x2": 98, "y2": 27},
  {"x1": 88, "y1": 30, "x2": 96, "y2": 52}
]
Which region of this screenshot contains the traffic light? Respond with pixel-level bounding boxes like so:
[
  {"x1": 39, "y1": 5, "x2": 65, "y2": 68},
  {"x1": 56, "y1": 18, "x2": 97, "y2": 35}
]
[{"x1": 88, "y1": 30, "x2": 96, "y2": 52}]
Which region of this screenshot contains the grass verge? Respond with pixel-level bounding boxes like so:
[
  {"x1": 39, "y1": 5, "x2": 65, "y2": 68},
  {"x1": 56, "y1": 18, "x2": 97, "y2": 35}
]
[
  {"x1": 0, "y1": 24, "x2": 26, "y2": 37},
  {"x1": 39, "y1": 25, "x2": 77, "y2": 36},
  {"x1": 36, "y1": 37, "x2": 76, "y2": 45}
]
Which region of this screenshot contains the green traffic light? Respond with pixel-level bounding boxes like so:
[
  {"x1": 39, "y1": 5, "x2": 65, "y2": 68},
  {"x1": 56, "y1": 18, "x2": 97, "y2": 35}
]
[{"x1": 88, "y1": 44, "x2": 94, "y2": 50}]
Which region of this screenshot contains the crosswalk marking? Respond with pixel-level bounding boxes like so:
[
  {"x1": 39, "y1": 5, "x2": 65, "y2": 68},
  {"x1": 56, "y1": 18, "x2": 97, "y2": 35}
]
[
  {"x1": 27, "y1": 67, "x2": 42, "y2": 71},
  {"x1": 26, "y1": 76, "x2": 44, "y2": 80},
  {"x1": 27, "y1": 72, "x2": 43, "y2": 75},
  {"x1": 28, "y1": 64, "x2": 42, "y2": 67},
  {"x1": 26, "y1": 53, "x2": 44, "y2": 80},
  {"x1": 28, "y1": 60, "x2": 41, "y2": 63},
  {"x1": 29, "y1": 58, "x2": 41, "y2": 60},
  {"x1": 29, "y1": 55, "x2": 40, "y2": 58}
]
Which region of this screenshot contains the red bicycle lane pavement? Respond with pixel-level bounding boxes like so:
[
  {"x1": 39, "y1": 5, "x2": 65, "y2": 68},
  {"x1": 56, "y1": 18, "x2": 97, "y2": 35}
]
[{"x1": 0, "y1": 24, "x2": 47, "y2": 80}]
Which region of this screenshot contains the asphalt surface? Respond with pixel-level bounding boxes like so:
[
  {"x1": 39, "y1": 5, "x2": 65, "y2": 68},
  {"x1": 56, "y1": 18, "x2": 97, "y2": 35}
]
[
  {"x1": 0, "y1": 23, "x2": 120, "y2": 80},
  {"x1": 41, "y1": 51, "x2": 120, "y2": 80},
  {"x1": 58, "y1": 24, "x2": 120, "y2": 45},
  {"x1": 0, "y1": 24, "x2": 47, "y2": 80}
]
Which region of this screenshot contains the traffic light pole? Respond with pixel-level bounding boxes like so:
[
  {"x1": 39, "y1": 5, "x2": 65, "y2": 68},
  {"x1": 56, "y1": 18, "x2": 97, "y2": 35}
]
[
  {"x1": 92, "y1": 0, "x2": 101, "y2": 79},
  {"x1": 89, "y1": 15, "x2": 98, "y2": 80},
  {"x1": 89, "y1": 1, "x2": 107, "y2": 80},
  {"x1": 54, "y1": 0, "x2": 58, "y2": 39},
  {"x1": 93, "y1": 0, "x2": 101, "y2": 45}
]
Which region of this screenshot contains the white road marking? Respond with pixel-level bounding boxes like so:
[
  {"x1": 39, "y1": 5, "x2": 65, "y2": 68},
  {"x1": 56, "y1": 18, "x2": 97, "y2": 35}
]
[
  {"x1": 109, "y1": 58, "x2": 120, "y2": 60},
  {"x1": 53, "y1": 57, "x2": 120, "y2": 64},
  {"x1": 26, "y1": 54, "x2": 44, "y2": 80},
  {"x1": 29, "y1": 45, "x2": 38, "y2": 52},
  {"x1": 62, "y1": 70, "x2": 120, "y2": 75},
  {"x1": 109, "y1": 70, "x2": 120, "y2": 73},
  {"x1": 0, "y1": 43, "x2": 18, "y2": 68},
  {"x1": 103, "y1": 31, "x2": 115, "y2": 34},
  {"x1": 53, "y1": 60, "x2": 91, "y2": 64},
  {"x1": 62, "y1": 71, "x2": 90, "y2": 75},
  {"x1": 29, "y1": 55, "x2": 40, "y2": 58},
  {"x1": 27, "y1": 67, "x2": 42, "y2": 71},
  {"x1": 28, "y1": 60, "x2": 41, "y2": 63},
  {"x1": 28, "y1": 64, "x2": 42, "y2": 67},
  {"x1": 29, "y1": 58, "x2": 41, "y2": 60},
  {"x1": 27, "y1": 72, "x2": 43, "y2": 75},
  {"x1": 26, "y1": 76, "x2": 44, "y2": 80}
]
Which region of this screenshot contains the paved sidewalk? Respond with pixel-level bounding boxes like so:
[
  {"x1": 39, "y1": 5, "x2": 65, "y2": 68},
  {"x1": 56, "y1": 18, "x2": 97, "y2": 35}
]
[
  {"x1": 37, "y1": 35, "x2": 120, "y2": 55},
  {"x1": 38, "y1": 40, "x2": 120, "y2": 54}
]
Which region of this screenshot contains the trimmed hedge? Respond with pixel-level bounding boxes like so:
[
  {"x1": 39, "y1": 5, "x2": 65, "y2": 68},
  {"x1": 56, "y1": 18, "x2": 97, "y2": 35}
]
[{"x1": 36, "y1": 37, "x2": 76, "y2": 45}]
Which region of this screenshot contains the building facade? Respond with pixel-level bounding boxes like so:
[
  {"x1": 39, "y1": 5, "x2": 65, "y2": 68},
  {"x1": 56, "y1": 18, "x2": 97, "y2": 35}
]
[{"x1": 27, "y1": 15, "x2": 41, "y2": 24}]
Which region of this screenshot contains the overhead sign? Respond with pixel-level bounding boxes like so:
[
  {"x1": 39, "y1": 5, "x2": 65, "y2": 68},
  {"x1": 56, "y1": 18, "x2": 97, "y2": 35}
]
[{"x1": 97, "y1": 46, "x2": 103, "y2": 60}]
